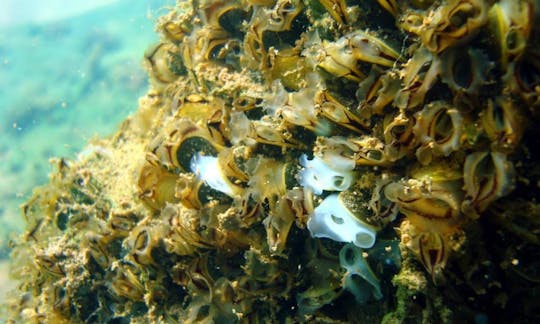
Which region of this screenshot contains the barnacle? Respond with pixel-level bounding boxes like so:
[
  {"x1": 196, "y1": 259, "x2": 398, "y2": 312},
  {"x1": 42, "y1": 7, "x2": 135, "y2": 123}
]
[
  {"x1": 376, "y1": 0, "x2": 399, "y2": 17},
  {"x1": 385, "y1": 163, "x2": 465, "y2": 277},
  {"x1": 488, "y1": 0, "x2": 533, "y2": 69},
  {"x1": 35, "y1": 252, "x2": 65, "y2": 277},
  {"x1": 110, "y1": 261, "x2": 145, "y2": 301},
  {"x1": 138, "y1": 156, "x2": 180, "y2": 210},
  {"x1": 504, "y1": 47, "x2": 540, "y2": 111},
  {"x1": 144, "y1": 42, "x2": 180, "y2": 85},
  {"x1": 126, "y1": 223, "x2": 163, "y2": 265},
  {"x1": 439, "y1": 47, "x2": 493, "y2": 94},
  {"x1": 351, "y1": 135, "x2": 392, "y2": 166},
  {"x1": 400, "y1": 220, "x2": 451, "y2": 280},
  {"x1": 385, "y1": 164, "x2": 464, "y2": 225},
  {"x1": 382, "y1": 111, "x2": 416, "y2": 161},
  {"x1": 316, "y1": 90, "x2": 369, "y2": 133},
  {"x1": 314, "y1": 30, "x2": 401, "y2": 82},
  {"x1": 153, "y1": 119, "x2": 225, "y2": 172},
  {"x1": 7, "y1": 0, "x2": 540, "y2": 323},
  {"x1": 162, "y1": 204, "x2": 213, "y2": 255},
  {"x1": 409, "y1": 0, "x2": 489, "y2": 54},
  {"x1": 462, "y1": 151, "x2": 515, "y2": 217},
  {"x1": 320, "y1": 0, "x2": 351, "y2": 26},
  {"x1": 413, "y1": 101, "x2": 463, "y2": 165},
  {"x1": 84, "y1": 231, "x2": 112, "y2": 269},
  {"x1": 481, "y1": 96, "x2": 525, "y2": 152},
  {"x1": 395, "y1": 46, "x2": 440, "y2": 109},
  {"x1": 357, "y1": 68, "x2": 401, "y2": 117},
  {"x1": 243, "y1": 0, "x2": 304, "y2": 69}
]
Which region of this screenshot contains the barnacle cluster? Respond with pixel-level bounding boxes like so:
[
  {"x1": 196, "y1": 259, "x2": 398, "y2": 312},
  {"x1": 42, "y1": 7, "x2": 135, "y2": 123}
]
[{"x1": 6, "y1": 0, "x2": 540, "y2": 322}]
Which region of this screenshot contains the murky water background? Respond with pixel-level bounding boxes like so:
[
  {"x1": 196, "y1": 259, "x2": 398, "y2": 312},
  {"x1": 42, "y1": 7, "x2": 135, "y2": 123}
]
[{"x1": 0, "y1": 0, "x2": 171, "y2": 302}]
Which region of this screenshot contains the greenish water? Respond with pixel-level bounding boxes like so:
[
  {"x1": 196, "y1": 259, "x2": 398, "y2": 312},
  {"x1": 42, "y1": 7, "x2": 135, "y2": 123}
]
[{"x1": 0, "y1": 0, "x2": 171, "y2": 258}]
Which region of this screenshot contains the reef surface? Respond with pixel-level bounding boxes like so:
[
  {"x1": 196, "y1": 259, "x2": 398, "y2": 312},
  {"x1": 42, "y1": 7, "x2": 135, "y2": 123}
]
[{"x1": 6, "y1": 0, "x2": 540, "y2": 323}]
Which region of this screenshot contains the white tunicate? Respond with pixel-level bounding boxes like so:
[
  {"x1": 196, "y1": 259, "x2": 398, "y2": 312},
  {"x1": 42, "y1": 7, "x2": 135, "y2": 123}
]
[
  {"x1": 229, "y1": 111, "x2": 255, "y2": 146},
  {"x1": 190, "y1": 153, "x2": 237, "y2": 197},
  {"x1": 307, "y1": 194, "x2": 377, "y2": 248},
  {"x1": 339, "y1": 243, "x2": 383, "y2": 302},
  {"x1": 298, "y1": 155, "x2": 354, "y2": 195}
]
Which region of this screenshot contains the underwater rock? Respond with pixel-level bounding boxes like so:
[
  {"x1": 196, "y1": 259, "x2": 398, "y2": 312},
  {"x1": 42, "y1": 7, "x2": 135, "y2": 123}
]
[{"x1": 5, "y1": 0, "x2": 540, "y2": 322}]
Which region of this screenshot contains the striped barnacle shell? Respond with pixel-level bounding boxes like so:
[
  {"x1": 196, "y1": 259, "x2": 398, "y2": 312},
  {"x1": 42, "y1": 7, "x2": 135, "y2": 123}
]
[
  {"x1": 461, "y1": 151, "x2": 515, "y2": 218},
  {"x1": 242, "y1": 0, "x2": 304, "y2": 69},
  {"x1": 198, "y1": 0, "x2": 247, "y2": 30},
  {"x1": 503, "y1": 48, "x2": 540, "y2": 111},
  {"x1": 267, "y1": 0, "x2": 304, "y2": 32},
  {"x1": 384, "y1": 178, "x2": 463, "y2": 227},
  {"x1": 153, "y1": 119, "x2": 224, "y2": 172},
  {"x1": 316, "y1": 30, "x2": 401, "y2": 82},
  {"x1": 162, "y1": 204, "x2": 213, "y2": 256},
  {"x1": 312, "y1": 136, "x2": 357, "y2": 171},
  {"x1": 138, "y1": 156, "x2": 180, "y2": 210},
  {"x1": 376, "y1": 0, "x2": 399, "y2": 17},
  {"x1": 316, "y1": 38, "x2": 369, "y2": 82},
  {"x1": 107, "y1": 210, "x2": 139, "y2": 238},
  {"x1": 357, "y1": 68, "x2": 402, "y2": 118},
  {"x1": 319, "y1": 0, "x2": 351, "y2": 25},
  {"x1": 250, "y1": 117, "x2": 301, "y2": 148},
  {"x1": 400, "y1": 220, "x2": 450, "y2": 281},
  {"x1": 84, "y1": 232, "x2": 112, "y2": 270},
  {"x1": 395, "y1": 46, "x2": 440, "y2": 110},
  {"x1": 367, "y1": 173, "x2": 400, "y2": 225},
  {"x1": 144, "y1": 42, "x2": 182, "y2": 86},
  {"x1": 382, "y1": 111, "x2": 416, "y2": 162},
  {"x1": 413, "y1": 101, "x2": 464, "y2": 165},
  {"x1": 109, "y1": 261, "x2": 145, "y2": 301},
  {"x1": 350, "y1": 136, "x2": 393, "y2": 166},
  {"x1": 190, "y1": 26, "x2": 236, "y2": 64},
  {"x1": 488, "y1": 0, "x2": 533, "y2": 70},
  {"x1": 439, "y1": 47, "x2": 493, "y2": 95},
  {"x1": 347, "y1": 30, "x2": 401, "y2": 68},
  {"x1": 315, "y1": 90, "x2": 369, "y2": 134},
  {"x1": 420, "y1": 0, "x2": 488, "y2": 53},
  {"x1": 481, "y1": 96, "x2": 525, "y2": 152},
  {"x1": 387, "y1": 164, "x2": 465, "y2": 278},
  {"x1": 35, "y1": 251, "x2": 66, "y2": 278}
]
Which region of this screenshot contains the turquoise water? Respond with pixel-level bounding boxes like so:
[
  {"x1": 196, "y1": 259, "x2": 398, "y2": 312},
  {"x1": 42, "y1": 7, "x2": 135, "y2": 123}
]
[{"x1": 0, "y1": 0, "x2": 170, "y2": 259}]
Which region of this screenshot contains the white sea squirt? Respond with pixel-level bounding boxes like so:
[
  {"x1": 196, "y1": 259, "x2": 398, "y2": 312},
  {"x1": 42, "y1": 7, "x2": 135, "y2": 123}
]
[
  {"x1": 190, "y1": 153, "x2": 240, "y2": 197},
  {"x1": 340, "y1": 243, "x2": 383, "y2": 302},
  {"x1": 298, "y1": 154, "x2": 354, "y2": 195},
  {"x1": 307, "y1": 194, "x2": 377, "y2": 249}
]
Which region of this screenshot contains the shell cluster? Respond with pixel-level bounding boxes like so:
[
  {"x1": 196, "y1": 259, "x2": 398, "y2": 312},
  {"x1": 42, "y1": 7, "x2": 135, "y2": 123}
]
[{"x1": 6, "y1": 0, "x2": 540, "y2": 322}]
